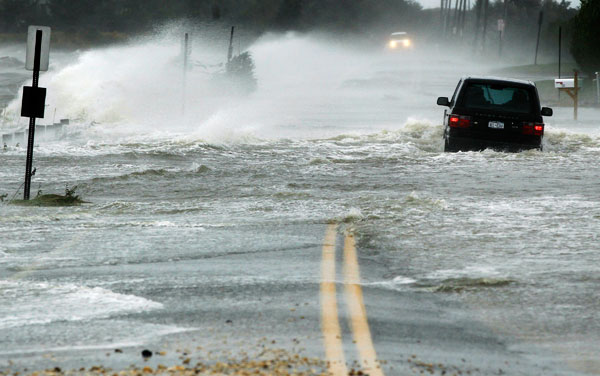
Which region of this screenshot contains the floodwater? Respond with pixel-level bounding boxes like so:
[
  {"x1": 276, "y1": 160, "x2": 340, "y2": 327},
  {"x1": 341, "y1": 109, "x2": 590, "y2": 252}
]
[{"x1": 1, "y1": 32, "x2": 599, "y2": 374}]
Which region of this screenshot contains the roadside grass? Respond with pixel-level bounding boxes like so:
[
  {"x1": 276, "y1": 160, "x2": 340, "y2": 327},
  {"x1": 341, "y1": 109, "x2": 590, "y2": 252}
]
[
  {"x1": 9, "y1": 185, "x2": 87, "y2": 207},
  {"x1": 490, "y1": 62, "x2": 580, "y2": 77}
]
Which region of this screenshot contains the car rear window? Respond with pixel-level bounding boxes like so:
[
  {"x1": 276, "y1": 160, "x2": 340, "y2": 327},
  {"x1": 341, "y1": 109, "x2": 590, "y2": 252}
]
[{"x1": 460, "y1": 83, "x2": 534, "y2": 114}]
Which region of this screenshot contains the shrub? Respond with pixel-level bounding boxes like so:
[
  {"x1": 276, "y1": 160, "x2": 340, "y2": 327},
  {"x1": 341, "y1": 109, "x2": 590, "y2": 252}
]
[{"x1": 570, "y1": 0, "x2": 600, "y2": 75}]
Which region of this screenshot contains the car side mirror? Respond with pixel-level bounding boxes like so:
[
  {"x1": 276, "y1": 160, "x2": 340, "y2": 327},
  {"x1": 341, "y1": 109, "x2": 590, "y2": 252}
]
[
  {"x1": 541, "y1": 107, "x2": 553, "y2": 116},
  {"x1": 437, "y1": 97, "x2": 450, "y2": 106}
]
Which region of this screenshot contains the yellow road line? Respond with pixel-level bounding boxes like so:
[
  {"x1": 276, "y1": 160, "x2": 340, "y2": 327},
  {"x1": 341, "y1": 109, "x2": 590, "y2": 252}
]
[
  {"x1": 343, "y1": 233, "x2": 385, "y2": 376},
  {"x1": 320, "y1": 223, "x2": 348, "y2": 376}
]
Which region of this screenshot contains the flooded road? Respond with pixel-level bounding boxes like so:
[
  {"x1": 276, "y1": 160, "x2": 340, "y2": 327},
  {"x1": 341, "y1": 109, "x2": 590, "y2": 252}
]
[{"x1": 1, "y1": 34, "x2": 599, "y2": 375}]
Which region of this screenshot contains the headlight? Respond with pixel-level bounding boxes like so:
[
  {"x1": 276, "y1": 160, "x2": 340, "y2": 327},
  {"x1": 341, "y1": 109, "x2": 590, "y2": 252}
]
[
  {"x1": 389, "y1": 40, "x2": 397, "y2": 49},
  {"x1": 403, "y1": 39, "x2": 411, "y2": 47}
]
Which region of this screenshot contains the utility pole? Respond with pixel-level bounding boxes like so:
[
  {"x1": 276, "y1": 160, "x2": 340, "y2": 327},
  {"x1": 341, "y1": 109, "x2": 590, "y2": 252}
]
[
  {"x1": 445, "y1": 0, "x2": 453, "y2": 35},
  {"x1": 227, "y1": 26, "x2": 235, "y2": 63},
  {"x1": 574, "y1": 70, "x2": 579, "y2": 120},
  {"x1": 498, "y1": 0, "x2": 508, "y2": 58},
  {"x1": 440, "y1": 0, "x2": 446, "y2": 37},
  {"x1": 452, "y1": 0, "x2": 460, "y2": 35},
  {"x1": 534, "y1": 11, "x2": 543, "y2": 65},
  {"x1": 558, "y1": 26, "x2": 562, "y2": 78},
  {"x1": 481, "y1": 0, "x2": 489, "y2": 52},
  {"x1": 558, "y1": 26, "x2": 562, "y2": 101},
  {"x1": 460, "y1": 0, "x2": 467, "y2": 37},
  {"x1": 596, "y1": 71, "x2": 600, "y2": 105},
  {"x1": 460, "y1": 0, "x2": 469, "y2": 37},
  {"x1": 498, "y1": 26, "x2": 503, "y2": 58},
  {"x1": 473, "y1": 0, "x2": 483, "y2": 51}
]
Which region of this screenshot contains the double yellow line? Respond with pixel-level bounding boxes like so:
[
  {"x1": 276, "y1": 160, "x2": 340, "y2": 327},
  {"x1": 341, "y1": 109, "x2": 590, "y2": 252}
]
[{"x1": 320, "y1": 223, "x2": 385, "y2": 376}]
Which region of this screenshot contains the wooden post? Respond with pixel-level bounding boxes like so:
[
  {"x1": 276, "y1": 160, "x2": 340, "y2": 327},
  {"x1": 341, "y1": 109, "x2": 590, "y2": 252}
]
[
  {"x1": 534, "y1": 11, "x2": 543, "y2": 65},
  {"x1": 574, "y1": 70, "x2": 578, "y2": 120},
  {"x1": 559, "y1": 71, "x2": 579, "y2": 120}
]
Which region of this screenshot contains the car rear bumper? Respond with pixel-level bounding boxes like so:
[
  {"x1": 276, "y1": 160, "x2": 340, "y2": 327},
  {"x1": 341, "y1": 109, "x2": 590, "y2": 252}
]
[{"x1": 446, "y1": 134, "x2": 542, "y2": 152}]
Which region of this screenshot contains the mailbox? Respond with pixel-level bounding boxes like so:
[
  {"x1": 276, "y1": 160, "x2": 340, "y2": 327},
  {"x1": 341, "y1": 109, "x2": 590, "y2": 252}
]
[
  {"x1": 555, "y1": 79, "x2": 574, "y2": 88},
  {"x1": 555, "y1": 78, "x2": 582, "y2": 89}
]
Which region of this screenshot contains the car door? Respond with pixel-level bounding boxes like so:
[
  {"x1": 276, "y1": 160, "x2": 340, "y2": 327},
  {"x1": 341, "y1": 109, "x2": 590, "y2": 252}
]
[{"x1": 444, "y1": 79, "x2": 463, "y2": 133}]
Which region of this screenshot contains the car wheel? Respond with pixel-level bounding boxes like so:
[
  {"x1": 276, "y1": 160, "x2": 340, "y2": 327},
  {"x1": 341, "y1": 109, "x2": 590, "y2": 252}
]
[{"x1": 444, "y1": 136, "x2": 457, "y2": 152}]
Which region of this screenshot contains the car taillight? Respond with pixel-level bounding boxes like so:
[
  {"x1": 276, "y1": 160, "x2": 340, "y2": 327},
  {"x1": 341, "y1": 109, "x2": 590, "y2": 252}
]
[
  {"x1": 448, "y1": 115, "x2": 471, "y2": 128},
  {"x1": 534, "y1": 124, "x2": 544, "y2": 136},
  {"x1": 523, "y1": 122, "x2": 544, "y2": 136}
]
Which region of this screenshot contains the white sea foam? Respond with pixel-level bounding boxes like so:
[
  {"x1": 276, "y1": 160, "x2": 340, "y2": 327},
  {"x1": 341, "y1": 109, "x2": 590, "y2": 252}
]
[
  {"x1": 2, "y1": 30, "x2": 599, "y2": 153},
  {"x1": 0, "y1": 32, "x2": 456, "y2": 145},
  {"x1": 393, "y1": 276, "x2": 418, "y2": 285},
  {"x1": 0, "y1": 320, "x2": 193, "y2": 356},
  {"x1": 0, "y1": 280, "x2": 163, "y2": 329},
  {"x1": 364, "y1": 276, "x2": 417, "y2": 290},
  {"x1": 424, "y1": 265, "x2": 502, "y2": 281},
  {"x1": 341, "y1": 207, "x2": 364, "y2": 223}
]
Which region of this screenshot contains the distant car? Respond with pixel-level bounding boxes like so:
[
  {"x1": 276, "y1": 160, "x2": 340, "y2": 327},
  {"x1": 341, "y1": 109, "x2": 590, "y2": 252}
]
[
  {"x1": 387, "y1": 32, "x2": 412, "y2": 50},
  {"x1": 437, "y1": 76, "x2": 553, "y2": 152}
]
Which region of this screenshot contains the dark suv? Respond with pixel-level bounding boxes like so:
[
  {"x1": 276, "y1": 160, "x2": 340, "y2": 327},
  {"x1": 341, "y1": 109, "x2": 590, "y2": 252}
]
[{"x1": 437, "y1": 76, "x2": 553, "y2": 152}]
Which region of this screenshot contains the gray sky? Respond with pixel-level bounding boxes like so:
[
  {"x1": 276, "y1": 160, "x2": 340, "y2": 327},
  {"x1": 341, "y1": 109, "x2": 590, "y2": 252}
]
[{"x1": 416, "y1": 0, "x2": 580, "y2": 9}]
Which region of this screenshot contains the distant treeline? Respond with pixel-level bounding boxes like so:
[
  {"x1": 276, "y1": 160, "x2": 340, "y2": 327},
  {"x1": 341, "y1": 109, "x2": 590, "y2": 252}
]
[
  {"x1": 0, "y1": 0, "x2": 594, "y2": 68},
  {"x1": 0, "y1": 0, "x2": 424, "y2": 34},
  {"x1": 0, "y1": 0, "x2": 576, "y2": 34},
  {"x1": 455, "y1": 0, "x2": 578, "y2": 63},
  {"x1": 570, "y1": 0, "x2": 600, "y2": 75}
]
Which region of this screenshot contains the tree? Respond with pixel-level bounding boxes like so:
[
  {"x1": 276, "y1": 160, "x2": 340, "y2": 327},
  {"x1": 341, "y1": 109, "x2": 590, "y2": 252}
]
[
  {"x1": 274, "y1": 0, "x2": 303, "y2": 30},
  {"x1": 570, "y1": 0, "x2": 600, "y2": 75},
  {"x1": 0, "y1": 0, "x2": 37, "y2": 32}
]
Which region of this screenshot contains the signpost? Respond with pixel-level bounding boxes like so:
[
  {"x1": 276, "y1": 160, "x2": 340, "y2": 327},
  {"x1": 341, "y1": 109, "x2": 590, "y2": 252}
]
[{"x1": 21, "y1": 26, "x2": 50, "y2": 200}]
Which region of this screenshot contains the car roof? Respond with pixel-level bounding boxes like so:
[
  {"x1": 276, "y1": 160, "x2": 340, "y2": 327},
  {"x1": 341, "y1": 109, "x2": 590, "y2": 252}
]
[
  {"x1": 391, "y1": 32, "x2": 408, "y2": 36},
  {"x1": 462, "y1": 75, "x2": 535, "y2": 87}
]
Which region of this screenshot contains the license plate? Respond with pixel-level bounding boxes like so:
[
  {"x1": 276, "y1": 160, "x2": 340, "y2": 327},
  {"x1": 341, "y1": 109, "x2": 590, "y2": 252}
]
[{"x1": 488, "y1": 121, "x2": 504, "y2": 129}]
